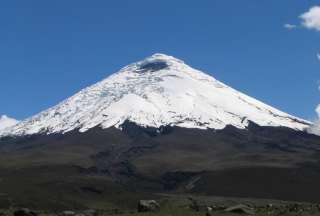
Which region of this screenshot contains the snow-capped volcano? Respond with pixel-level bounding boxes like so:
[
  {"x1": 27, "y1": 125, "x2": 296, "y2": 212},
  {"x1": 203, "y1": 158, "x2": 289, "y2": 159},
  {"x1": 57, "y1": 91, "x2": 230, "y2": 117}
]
[
  {"x1": 0, "y1": 115, "x2": 19, "y2": 131},
  {"x1": 0, "y1": 54, "x2": 310, "y2": 137}
]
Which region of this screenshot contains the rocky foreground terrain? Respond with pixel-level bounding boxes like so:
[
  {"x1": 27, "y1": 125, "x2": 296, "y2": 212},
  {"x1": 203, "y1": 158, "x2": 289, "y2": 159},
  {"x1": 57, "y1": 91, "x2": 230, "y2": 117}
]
[{"x1": 2, "y1": 195, "x2": 320, "y2": 216}]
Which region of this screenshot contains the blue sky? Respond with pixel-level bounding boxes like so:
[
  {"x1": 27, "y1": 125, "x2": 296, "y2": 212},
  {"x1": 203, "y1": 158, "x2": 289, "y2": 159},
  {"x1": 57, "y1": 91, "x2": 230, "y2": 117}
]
[{"x1": 0, "y1": 0, "x2": 319, "y2": 120}]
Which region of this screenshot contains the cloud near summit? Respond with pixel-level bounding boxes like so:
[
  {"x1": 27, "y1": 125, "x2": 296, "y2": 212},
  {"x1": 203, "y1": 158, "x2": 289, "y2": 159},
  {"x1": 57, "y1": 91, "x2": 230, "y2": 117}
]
[{"x1": 307, "y1": 105, "x2": 320, "y2": 135}]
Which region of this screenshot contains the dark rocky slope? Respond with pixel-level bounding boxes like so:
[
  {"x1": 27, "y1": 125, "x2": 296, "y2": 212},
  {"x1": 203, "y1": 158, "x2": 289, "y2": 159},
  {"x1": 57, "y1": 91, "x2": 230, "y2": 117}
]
[{"x1": 0, "y1": 122, "x2": 319, "y2": 209}]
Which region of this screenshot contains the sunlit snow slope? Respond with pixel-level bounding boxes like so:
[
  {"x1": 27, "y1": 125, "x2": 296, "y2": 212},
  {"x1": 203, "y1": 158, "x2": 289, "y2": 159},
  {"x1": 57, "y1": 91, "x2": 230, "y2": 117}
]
[{"x1": 0, "y1": 54, "x2": 310, "y2": 137}]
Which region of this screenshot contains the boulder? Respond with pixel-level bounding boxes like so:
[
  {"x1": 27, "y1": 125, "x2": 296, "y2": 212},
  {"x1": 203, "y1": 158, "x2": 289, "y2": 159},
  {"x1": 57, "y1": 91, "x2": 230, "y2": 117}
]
[
  {"x1": 206, "y1": 207, "x2": 213, "y2": 216},
  {"x1": 211, "y1": 204, "x2": 226, "y2": 211},
  {"x1": 137, "y1": 200, "x2": 160, "y2": 212},
  {"x1": 61, "y1": 211, "x2": 76, "y2": 216},
  {"x1": 83, "y1": 210, "x2": 97, "y2": 216},
  {"x1": 225, "y1": 204, "x2": 254, "y2": 215}
]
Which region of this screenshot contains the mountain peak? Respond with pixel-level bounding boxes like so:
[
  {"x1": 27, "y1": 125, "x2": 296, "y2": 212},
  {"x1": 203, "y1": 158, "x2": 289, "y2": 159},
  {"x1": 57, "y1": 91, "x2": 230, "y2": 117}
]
[
  {"x1": 145, "y1": 53, "x2": 184, "y2": 63},
  {"x1": 119, "y1": 53, "x2": 185, "y2": 75},
  {"x1": 0, "y1": 55, "x2": 310, "y2": 137}
]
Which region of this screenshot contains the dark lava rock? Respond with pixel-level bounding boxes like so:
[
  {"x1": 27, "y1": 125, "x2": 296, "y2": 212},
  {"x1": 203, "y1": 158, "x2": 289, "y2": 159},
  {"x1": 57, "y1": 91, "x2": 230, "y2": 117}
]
[{"x1": 138, "y1": 61, "x2": 169, "y2": 73}]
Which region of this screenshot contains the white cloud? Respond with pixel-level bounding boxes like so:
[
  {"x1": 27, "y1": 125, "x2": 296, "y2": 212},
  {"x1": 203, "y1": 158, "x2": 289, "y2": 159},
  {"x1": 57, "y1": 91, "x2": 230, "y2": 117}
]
[
  {"x1": 296, "y1": 7, "x2": 320, "y2": 135},
  {"x1": 307, "y1": 105, "x2": 320, "y2": 135},
  {"x1": 284, "y1": 24, "x2": 297, "y2": 30},
  {"x1": 308, "y1": 121, "x2": 320, "y2": 135},
  {"x1": 0, "y1": 115, "x2": 19, "y2": 131},
  {"x1": 300, "y1": 6, "x2": 320, "y2": 31},
  {"x1": 307, "y1": 86, "x2": 320, "y2": 136}
]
